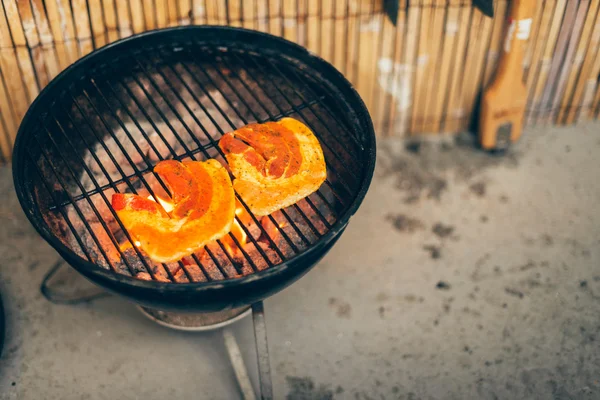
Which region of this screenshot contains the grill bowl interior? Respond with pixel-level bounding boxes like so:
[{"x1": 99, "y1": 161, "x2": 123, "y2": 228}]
[{"x1": 13, "y1": 26, "x2": 376, "y2": 312}]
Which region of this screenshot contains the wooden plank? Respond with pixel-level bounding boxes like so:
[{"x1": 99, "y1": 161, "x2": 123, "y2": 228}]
[
  {"x1": 143, "y1": 0, "x2": 157, "y2": 30},
  {"x1": 558, "y1": 0, "x2": 600, "y2": 123},
  {"x1": 167, "y1": 0, "x2": 179, "y2": 26},
  {"x1": 549, "y1": 0, "x2": 592, "y2": 124}
]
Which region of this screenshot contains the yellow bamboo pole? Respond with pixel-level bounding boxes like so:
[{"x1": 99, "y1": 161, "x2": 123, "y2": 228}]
[
  {"x1": 430, "y1": 0, "x2": 461, "y2": 133},
  {"x1": 130, "y1": 0, "x2": 146, "y2": 33},
  {"x1": 522, "y1": 0, "x2": 544, "y2": 82},
  {"x1": 443, "y1": 5, "x2": 473, "y2": 133},
  {"x1": 101, "y1": 0, "x2": 119, "y2": 42},
  {"x1": 383, "y1": 2, "x2": 407, "y2": 137},
  {"x1": 420, "y1": 0, "x2": 447, "y2": 133},
  {"x1": 526, "y1": 0, "x2": 566, "y2": 124},
  {"x1": 178, "y1": 0, "x2": 192, "y2": 25},
  {"x1": 71, "y1": 0, "x2": 94, "y2": 56},
  {"x1": 410, "y1": 0, "x2": 432, "y2": 133},
  {"x1": 167, "y1": 0, "x2": 179, "y2": 26},
  {"x1": 87, "y1": 0, "x2": 106, "y2": 48},
  {"x1": 192, "y1": 0, "x2": 206, "y2": 25},
  {"x1": 399, "y1": 3, "x2": 420, "y2": 135},
  {"x1": 16, "y1": 0, "x2": 49, "y2": 88},
  {"x1": 4, "y1": 0, "x2": 39, "y2": 105},
  {"x1": 30, "y1": 0, "x2": 61, "y2": 80},
  {"x1": 143, "y1": 0, "x2": 157, "y2": 30},
  {"x1": 115, "y1": 0, "x2": 133, "y2": 38},
  {"x1": 557, "y1": 0, "x2": 600, "y2": 122},
  {"x1": 566, "y1": 6, "x2": 600, "y2": 123}
]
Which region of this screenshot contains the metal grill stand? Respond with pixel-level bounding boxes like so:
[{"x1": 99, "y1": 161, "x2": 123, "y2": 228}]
[{"x1": 40, "y1": 260, "x2": 273, "y2": 399}]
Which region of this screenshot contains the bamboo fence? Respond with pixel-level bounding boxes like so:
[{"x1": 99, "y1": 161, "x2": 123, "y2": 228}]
[{"x1": 0, "y1": 0, "x2": 599, "y2": 163}]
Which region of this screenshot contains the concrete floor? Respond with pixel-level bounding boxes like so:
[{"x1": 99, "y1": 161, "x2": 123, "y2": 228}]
[{"x1": 1, "y1": 122, "x2": 599, "y2": 400}]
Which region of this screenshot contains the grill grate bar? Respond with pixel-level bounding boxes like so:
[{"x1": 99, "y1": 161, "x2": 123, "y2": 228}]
[
  {"x1": 83, "y1": 84, "x2": 209, "y2": 283},
  {"x1": 172, "y1": 53, "x2": 323, "y2": 245},
  {"x1": 27, "y1": 150, "x2": 96, "y2": 266},
  {"x1": 62, "y1": 100, "x2": 175, "y2": 280},
  {"x1": 213, "y1": 51, "x2": 337, "y2": 231},
  {"x1": 38, "y1": 121, "x2": 140, "y2": 277},
  {"x1": 46, "y1": 98, "x2": 321, "y2": 212},
  {"x1": 245, "y1": 51, "x2": 362, "y2": 190},
  {"x1": 69, "y1": 93, "x2": 184, "y2": 282},
  {"x1": 134, "y1": 52, "x2": 298, "y2": 258},
  {"x1": 194, "y1": 51, "x2": 332, "y2": 236},
  {"x1": 129, "y1": 57, "x2": 274, "y2": 272},
  {"x1": 151, "y1": 50, "x2": 313, "y2": 251},
  {"x1": 121, "y1": 70, "x2": 254, "y2": 276}
]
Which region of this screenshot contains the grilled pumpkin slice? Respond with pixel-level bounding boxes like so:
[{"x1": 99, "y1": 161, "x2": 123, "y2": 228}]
[
  {"x1": 111, "y1": 159, "x2": 235, "y2": 264},
  {"x1": 219, "y1": 117, "x2": 327, "y2": 216}
]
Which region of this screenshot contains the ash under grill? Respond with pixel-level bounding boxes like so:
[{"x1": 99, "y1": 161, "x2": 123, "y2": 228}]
[{"x1": 25, "y1": 38, "x2": 365, "y2": 285}]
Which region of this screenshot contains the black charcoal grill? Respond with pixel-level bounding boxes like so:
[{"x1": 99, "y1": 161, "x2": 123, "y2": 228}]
[{"x1": 12, "y1": 26, "x2": 376, "y2": 312}]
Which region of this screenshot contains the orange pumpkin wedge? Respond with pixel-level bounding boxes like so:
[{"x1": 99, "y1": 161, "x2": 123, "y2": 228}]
[
  {"x1": 111, "y1": 159, "x2": 235, "y2": 264},
  {"x1": 219, "y1": 117, "x2": 327, "y2": 216}
]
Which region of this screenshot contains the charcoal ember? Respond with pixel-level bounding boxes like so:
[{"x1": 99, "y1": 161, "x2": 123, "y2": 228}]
[
  {"x1": 294, "y1": 199, "x2": 330, "y2": 236},
  {"x1": 181, "y1": 263, "x2": 207, "y2": 282},
  {"x1": 136, "y1": 272, "x2": 152, "y2": 281},
  {"x1": 120, "y1": 247, "x2": 150, "y2": 274},
  {"x1": 172, "y1": 267, "x2": 189, "y2": 283},
  {"x1": 202, "y1": 244, "x2": 235, "y2": 279},
  {"x1": 152, "y1": 267, "x2": 171, "y2": 282},
  {"x1": 239, "y1": 242, "x2": 279, "y2": 271},
  {"x1": 260, "y1": 215, "x2": 307, "y2": 256}
]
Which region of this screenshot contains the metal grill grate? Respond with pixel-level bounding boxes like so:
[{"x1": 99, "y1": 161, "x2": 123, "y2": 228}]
[{"x1": 20, "y1": 33, "x2": 368, "y2": 285}]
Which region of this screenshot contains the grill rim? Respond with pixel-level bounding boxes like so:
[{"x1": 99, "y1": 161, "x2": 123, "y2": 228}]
[{"x1": 12, "y1": 26, "x2": 376, "y2": 294}]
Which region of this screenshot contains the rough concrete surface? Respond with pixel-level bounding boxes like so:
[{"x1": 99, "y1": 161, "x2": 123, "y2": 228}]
[{"x1": 1, "y1": 122, "x2": 599, "y2": 399}]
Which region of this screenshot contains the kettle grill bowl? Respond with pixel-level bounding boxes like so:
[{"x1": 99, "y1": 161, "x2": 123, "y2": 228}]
[{"x1": 12, "y1": 27, "x2": 375, "y2": 312}]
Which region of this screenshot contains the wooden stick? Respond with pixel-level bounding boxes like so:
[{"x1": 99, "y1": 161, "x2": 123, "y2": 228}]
[
  {"x1": 178, "y1": 0, "x2": 192, "y2": 25},
  {"x1": 482, "y1": 0, "x2": 509, "y2": 89},
  {"x1": 398, "y1": 3, "x2": 420, "y2": 135},
  {"x1": 116, "y1": 0, "x2": 133, "y2": 37},
  {"x1": 143, "y1": 0, "x2": 157, "y2": 30},
  {"x1": 383, "y1": 2, "x2": 407, "y2": 137},
  {"x1": 167, "y1": 0, "x2": 179, "y2": 26},
  {"x1": 522, "y1": 0, "x2": 544, "y2": 84},
  {"x1": 192, "y1": 0, "x2": 207, "y2": 25},
  {"x1": 71, "y1": 0, "x2": 94, "y2": 56}
]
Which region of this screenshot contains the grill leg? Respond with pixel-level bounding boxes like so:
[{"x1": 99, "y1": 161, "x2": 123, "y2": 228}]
[
  {"x1": 40, "y1": 259, "x2": 110, "y2": 305},
  {"x1": 252, "y1": 301, "x2": 273, "y2": 400},
  {"x1": 223, "y1": 329, "x2": 257, "y2": 400}
]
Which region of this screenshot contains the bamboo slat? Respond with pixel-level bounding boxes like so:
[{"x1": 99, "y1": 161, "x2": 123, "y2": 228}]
[
  {"x1": 526, "y1": 0, "x2": 566, "y2": 125},
  {"x1": 15, "y1": 0, "x2": 48, "y2": 89},
  {"x1": 549, "y1": 0, "x2": 591, "y2": 123},
  {"x1": 1, "y1": 0, "x2": 600, "y2": 162},
  {"x1": 558, "y1": 0, "x2": 600, "y2": 123},
  {"x1": 442, "y1": 5, "x2": 472, "y2": 133},
  {"x1": 101, "y1": 0, "x2": 119, "y2": 42},
  {"x1": 29, "y1": 0, "x2": 61, "y2": 80},
  {"x1": 566, "y1": 6, "x2": 600, "y2": 123},
  {"x1": 420, "y1": 0, "x2": 447, "y2": 133}
]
